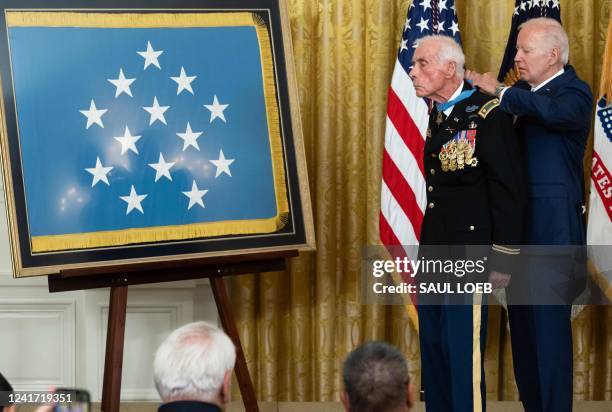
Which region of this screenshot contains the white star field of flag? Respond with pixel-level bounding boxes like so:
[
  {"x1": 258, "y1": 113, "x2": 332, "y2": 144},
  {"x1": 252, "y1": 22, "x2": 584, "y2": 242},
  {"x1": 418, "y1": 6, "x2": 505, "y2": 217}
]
[{"x1": 79, "y1": 40, "x2": 232, "y2": 215}]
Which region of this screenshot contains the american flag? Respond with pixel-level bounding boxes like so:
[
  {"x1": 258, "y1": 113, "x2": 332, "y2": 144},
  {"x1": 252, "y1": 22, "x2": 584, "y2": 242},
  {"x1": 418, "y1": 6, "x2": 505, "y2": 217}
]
[
  {"x1": 498, "y1": 0, "x2": 561, "y2": 83},
  {"x1": 380, "y1": 0, "x2": 461, "y2": 249}
]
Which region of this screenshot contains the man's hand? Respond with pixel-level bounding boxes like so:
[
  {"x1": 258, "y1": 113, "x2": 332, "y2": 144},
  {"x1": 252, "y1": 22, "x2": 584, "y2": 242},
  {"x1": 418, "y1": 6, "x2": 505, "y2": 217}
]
[
  {"x1": 489, "y1": 271, "x2": 511, "y2": 289},
  {"x1": 464, "y1": 70, "x2": 501, "y2": 96}
]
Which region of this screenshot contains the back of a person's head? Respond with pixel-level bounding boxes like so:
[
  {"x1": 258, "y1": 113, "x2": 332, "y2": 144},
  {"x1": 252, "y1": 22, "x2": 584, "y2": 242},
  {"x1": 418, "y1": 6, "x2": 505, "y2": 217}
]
[
  {"x1": 342, "y1": 341, "x2": 411, "y2": 412},
  {"x1": 0, "y1": 373, "x2": 14, "y2": 412},
  {"x1": 153, "y1": 321, "x2": 236, "y2": 403}
]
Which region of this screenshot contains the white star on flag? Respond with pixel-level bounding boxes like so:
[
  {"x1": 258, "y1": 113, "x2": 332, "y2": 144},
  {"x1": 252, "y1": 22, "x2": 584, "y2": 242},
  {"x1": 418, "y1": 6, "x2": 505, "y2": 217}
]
[
  {"x1": 171, "y1": 66, "x2": 197, "y2": 95},
  {"x1": 421, "y1": 0, "x2": 432, "y2": 12},
  {"x1": 137, "y1": 41, "x2": 163, "y2": 70},
  {"x1": 107, "y1": 68, "x2": 136, "y2": 98},
  {"x1": 182, "y1": 180, "x2": 208, "y2": 210},
  {"x1": 143, "y1": 96, "x2": 170, "y2": 125},
  {"x1": 439, "y1": 0, "x2": 447, "y2": 11},
  {"x1": 551, "y1": 0, "x2": 560, "y2": 8},
  {"x1": 120, "y1": 185, "x2": 147, "y2": 214},
  {"x1": 416, "y1": 17, "x2": 429, "y2": 33},
  {"x1": 85, "y1": 157, "x2": 113, "y2": 187},
  {"x1": 210, "y1": 149, "x2": 235, "y2": 178},
  {"x1": 204, "y1": 95, "x2": 229, "y2": 123},
  {"x1": 79, "y1": 99, "x2": 107, "y2": 129},
  {"x1": 404, "y1": 17, "x2": 411, "y2": 32},
  {"x1": 148, "y1": 152, "x2": 175, "y2": 182},
  {"x1": 450, "y1": 21, "x2": 460, "y2": 36},
  {"x1": 400, "y1": 39, "x2": 408, "y2": 53},
  {"x1": 177, "y1": 122, "x2": 203, "y2": 151},
  {"x1": 114, "y1": 126, "x2": 142, "y2": 155},
  {"x1": 436, "y1": 22, "x2": 446, "y2": 33}
]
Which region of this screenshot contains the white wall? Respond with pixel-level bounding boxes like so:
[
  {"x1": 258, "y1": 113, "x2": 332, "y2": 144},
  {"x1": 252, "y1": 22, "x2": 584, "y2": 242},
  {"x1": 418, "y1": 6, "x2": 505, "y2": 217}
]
[{"x1": 0, "y1": 176, "x2": 219, "y2": 401}]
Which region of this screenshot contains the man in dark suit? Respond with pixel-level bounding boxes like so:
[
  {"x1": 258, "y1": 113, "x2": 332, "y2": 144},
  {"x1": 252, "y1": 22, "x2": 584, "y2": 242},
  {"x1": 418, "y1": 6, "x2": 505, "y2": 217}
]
[
  {"x1": 466, "y1": 17, "x2": 593, "y2": 412},
  {"x1": 409, "y1": 35, "x2": 524, "y2": 411},
  {"x1": 153, "y1": 321, "x2": 236, "y2": 412}
]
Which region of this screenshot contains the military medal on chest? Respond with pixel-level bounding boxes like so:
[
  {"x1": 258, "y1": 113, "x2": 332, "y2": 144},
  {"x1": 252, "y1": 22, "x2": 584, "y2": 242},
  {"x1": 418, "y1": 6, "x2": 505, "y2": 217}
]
[{"x1": 438, "y1": 130, "x2": 478, "y2": 172}]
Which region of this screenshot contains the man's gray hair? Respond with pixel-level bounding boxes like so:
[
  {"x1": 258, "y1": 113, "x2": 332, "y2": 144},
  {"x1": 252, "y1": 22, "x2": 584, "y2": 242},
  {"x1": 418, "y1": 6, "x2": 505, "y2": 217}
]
[
  {"x1": 416, "y1": 34, "x2": 465, "y2": 78},
  {"x1": 154, "y1": 321, "x2": 236, "y2": 401},
  {"x1": 519, "y1": 17, "x2": 569, "y2": 65},
  {"x1": 343, "y1": 341, "x2": 410, "y2": 412}
]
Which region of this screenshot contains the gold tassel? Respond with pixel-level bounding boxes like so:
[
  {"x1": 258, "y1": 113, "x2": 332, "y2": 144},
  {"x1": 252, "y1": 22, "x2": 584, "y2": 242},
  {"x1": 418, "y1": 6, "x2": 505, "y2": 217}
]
[{"x1": 600, "y1": 15, "x2": 612, "y2": 102}]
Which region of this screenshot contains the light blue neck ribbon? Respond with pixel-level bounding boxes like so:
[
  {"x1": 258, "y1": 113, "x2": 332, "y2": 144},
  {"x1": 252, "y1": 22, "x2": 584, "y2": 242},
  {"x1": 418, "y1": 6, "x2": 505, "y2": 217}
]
[{"x1": 436, "y1": 89, "x2": 475, "y2": 113}]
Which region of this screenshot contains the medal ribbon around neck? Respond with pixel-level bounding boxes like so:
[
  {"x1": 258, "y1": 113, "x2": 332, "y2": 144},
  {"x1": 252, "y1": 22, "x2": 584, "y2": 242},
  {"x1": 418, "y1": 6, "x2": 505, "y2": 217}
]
[{"x1": 436, "y1": 89, "x2": 476, "y2": 113}]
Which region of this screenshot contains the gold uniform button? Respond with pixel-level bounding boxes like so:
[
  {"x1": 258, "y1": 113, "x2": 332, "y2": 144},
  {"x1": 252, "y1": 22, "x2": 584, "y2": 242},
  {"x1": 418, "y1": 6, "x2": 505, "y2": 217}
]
[
  {"x1": 428, "y1": 186, "x2": 433, "y2": 192},
  {"x1": 469, "y1": 225, "x2": 475, "y2": 231},
  {"x1": 430, "y1": 169, "x2": 436, "y2": 175},
  {"x1": 431, "y1": 153, "x2": 437, "y2": 158},
  {"x1": 428, "y1": 202, "x2": 435, "y2": 209}
]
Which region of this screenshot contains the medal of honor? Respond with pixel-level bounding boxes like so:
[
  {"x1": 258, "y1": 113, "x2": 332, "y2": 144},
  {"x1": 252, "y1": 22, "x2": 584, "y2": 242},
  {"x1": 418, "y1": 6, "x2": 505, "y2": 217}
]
[{"x1": 436, "y1": 111, "x2": 444, "y2": 125}]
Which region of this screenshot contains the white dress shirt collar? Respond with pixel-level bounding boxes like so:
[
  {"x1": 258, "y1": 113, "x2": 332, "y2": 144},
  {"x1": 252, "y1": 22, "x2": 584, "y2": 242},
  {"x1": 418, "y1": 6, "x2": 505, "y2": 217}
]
[
  {"x1": 531, "y1": 68, "x2": 565, "y2": 92},
  {"x1": 443, "y1": 82, "x2": 465, "y2": 116}
]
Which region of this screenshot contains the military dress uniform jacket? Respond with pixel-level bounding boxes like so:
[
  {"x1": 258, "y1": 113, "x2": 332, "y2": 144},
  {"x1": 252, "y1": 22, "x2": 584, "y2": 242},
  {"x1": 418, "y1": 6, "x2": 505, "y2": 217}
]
[{"x1": 420, "y1": 83, "x2": 525, "y2": 274}]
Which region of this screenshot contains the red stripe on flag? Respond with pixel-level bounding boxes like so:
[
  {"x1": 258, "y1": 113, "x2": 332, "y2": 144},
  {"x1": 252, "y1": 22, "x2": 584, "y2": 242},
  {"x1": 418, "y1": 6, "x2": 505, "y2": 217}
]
[
  {"x1": 379, "y1": 215, "x2": 419, "y2": 305},
  {"x1": 386, "y1": 87, "x2": 425, "y2": 175},
  {"x1": 591, "y1": 150, "x2": 612, "y2": 222},
  {"x1": 382, "y1": 150, "x2": 423, "y2": 240},
  {"x1": 379, "y1": 213, "x2": 405, "y2": 250}
]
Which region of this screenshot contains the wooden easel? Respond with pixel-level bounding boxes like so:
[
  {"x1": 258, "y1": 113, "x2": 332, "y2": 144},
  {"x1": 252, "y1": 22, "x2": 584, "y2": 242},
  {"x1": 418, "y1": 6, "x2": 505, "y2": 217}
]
[{"x1": 47, "y1": 250, "x2": 297, "y2": 412}]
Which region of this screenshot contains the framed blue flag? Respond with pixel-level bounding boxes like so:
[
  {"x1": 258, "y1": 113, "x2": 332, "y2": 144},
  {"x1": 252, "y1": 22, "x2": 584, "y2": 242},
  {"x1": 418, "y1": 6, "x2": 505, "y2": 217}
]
[{"x1": 0, "y1": 0, "x2": 315, "y2": 276}]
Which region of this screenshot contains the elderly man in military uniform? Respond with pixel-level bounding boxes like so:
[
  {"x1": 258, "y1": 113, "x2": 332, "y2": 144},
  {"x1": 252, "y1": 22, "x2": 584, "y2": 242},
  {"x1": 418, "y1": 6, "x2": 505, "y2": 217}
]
[{"x1": 409, "y1": 35, "x2": 525, "y2": 412}]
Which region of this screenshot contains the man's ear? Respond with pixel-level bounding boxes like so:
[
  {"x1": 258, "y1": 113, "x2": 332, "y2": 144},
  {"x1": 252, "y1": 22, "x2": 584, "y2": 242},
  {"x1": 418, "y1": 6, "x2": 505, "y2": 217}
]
[
  {"x1": 340, "y1": 390, "x2": 350, "y2": 411},
  {"x1": 221, "y1": 370, "x2": 232, "y2": 404},
  {"x1": 549, "y1": 47, "x2": 561, "y2": 66},
  {"x1": 406, "y1": 382, "x2": 415, "y2": 409},
  {"x1": 445, "y1": 61, "x2": 458, "y2": 79}
]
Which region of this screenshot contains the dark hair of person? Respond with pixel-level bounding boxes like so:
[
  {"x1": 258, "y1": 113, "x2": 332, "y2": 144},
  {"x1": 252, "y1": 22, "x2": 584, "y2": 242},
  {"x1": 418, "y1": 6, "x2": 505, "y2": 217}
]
[
  {"x1": 342, "y1": 341, "x2": 409, "y2": 412},
  {"x1": 0, "y1": 373, "x2": 13, "y2": 411}
]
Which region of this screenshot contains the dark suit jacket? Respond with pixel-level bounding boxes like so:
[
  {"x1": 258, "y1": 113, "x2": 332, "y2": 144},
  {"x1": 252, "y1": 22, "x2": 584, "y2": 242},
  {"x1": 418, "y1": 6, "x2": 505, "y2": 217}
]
[
  {"x1": 158, "y1": 400, "x2": 222, "y2": 412},
  {"x1": 500, "y1": 66, "x2": 593, "y2": 246},
  {"x1": 421, "y1": 82, "x2": 525, "y2": 273}
]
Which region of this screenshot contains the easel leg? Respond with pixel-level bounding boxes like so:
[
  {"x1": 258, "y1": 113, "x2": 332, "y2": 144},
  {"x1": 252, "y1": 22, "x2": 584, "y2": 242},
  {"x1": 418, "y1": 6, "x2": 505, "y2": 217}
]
[
  {"x1": 101, "y1": 286, "x2": 128, "y2": 412},
  {"x1": 210, "y1": 277, "x2": 259, "y2": 412}
]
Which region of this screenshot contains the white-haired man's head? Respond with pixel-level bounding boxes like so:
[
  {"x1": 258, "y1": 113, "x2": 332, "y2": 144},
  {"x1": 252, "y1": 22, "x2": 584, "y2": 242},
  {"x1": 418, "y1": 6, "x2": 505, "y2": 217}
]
[
  {"x1": 515, "y1": 17, "x2": 569, "y2": 86},
  {"x1": 154, "y1": 321, "x2": 236, "y2": 407},
  {"x1": 409, "y1": 35, "x2": 465, "y2": 102}
]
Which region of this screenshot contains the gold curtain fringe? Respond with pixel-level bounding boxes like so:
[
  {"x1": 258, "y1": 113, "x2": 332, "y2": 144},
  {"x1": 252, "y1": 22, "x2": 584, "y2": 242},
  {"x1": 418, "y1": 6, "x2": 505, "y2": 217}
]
[
  {"x1": 31, "y1": 213, "x2": 289, "y2": 252},
  {"x1": 600, "y1": 16, "x2": 612, "y2": 101}
]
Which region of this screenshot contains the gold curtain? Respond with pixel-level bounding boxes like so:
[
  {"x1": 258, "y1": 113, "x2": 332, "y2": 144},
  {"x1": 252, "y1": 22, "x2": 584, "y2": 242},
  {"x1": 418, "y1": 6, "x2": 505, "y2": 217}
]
[{"x1": 229, "y1": 0, "x2": 612, "y2": 402}]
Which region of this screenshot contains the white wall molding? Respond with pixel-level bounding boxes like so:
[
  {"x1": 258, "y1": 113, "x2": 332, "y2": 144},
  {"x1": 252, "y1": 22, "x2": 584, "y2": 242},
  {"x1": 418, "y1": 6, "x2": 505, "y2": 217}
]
[{"x1": 0, "y1": 300, "x2": 76, "y2": 390}]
